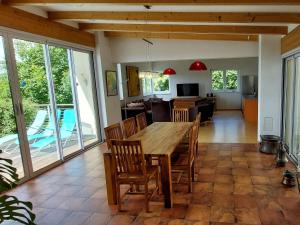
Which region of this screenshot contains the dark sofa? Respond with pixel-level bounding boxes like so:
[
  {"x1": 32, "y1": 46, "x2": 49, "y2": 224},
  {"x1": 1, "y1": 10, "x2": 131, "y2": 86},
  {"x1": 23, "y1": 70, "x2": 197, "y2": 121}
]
[{"x1": 121, "y1": 97, "x2": 215, "y2": 124}]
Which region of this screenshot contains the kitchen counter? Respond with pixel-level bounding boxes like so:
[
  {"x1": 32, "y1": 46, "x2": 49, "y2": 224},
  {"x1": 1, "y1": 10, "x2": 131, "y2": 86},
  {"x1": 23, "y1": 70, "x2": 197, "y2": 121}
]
[{"x1": 242, "y1": 96, "x2": 258, "y2": 123}]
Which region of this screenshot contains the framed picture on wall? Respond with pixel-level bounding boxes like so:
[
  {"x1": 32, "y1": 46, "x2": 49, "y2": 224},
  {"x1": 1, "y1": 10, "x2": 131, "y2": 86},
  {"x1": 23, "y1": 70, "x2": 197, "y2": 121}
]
[
  {"x1": 126, "y1": 66, "x2": 140, "y2": 97},
  {"x1": 105, "y1": 70, "x2": 118, "y2": 96}
]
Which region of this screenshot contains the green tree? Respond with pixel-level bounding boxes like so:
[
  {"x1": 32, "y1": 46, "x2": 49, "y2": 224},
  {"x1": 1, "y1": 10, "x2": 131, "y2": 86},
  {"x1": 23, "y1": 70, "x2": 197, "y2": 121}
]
[
  {"x1": 212, "y1": 70, "x2": 224, "y2": 90},
  {"x1": 14, "y1": 41, "x2": 72, "y2": 104},
  {"x1": 226, "y1": 70, "x2": 238, "y2": 90},
  {"x1": 0, "y1": 41, "x2": 72, "y2": 136},
  {"x1": 153, "y1": 74, "x2": 169, "y2": 92}
]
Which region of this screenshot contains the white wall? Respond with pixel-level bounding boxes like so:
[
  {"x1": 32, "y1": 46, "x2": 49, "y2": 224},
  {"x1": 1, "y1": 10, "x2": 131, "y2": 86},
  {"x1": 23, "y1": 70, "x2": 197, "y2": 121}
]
[
  {"x1": 95, "y1": 32, "x2": 122, "y2": 128},
  {"x1": 122, "y1": 57, "x2": 258, "y2": 110},
  {"x1": 109, "y1": 38, "x2": 258, "y2": 63},
  {"x1": 258, "y1": 35, "x2": 282, "y2": 138}
]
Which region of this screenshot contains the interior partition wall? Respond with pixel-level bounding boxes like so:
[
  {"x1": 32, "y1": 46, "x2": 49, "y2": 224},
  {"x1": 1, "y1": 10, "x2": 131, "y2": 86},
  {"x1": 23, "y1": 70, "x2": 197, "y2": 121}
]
[
  {"x1": 282, "y1": 53, "x2": 300, "y2": 169},
  {"x1": 0, "y1": 29, "x2": 101, "y2": 181}
]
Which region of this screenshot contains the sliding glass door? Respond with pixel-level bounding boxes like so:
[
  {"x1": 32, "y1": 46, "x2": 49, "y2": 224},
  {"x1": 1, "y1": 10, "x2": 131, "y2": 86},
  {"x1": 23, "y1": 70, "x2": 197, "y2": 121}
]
[
  {"x1": 0, "y1": 36, "x2": 26, "y2": 177},
  {"x1": 0, "y1": 29, "x2": 101, "y2": 180},
  {"x1": 13, "y1": 39, "x2": 61, "y2": 172},
  {"x1": 48, "y1": 45, "x2": 81, "y2": 157},
  {"x1": 282, "y1": 55, "x2": 300, "y2": 166},
  {"x1": 283, "y1": 57, "x2": 295, "y2": 155},
  {"x1": 292, "y1": 56, "x2": 300, "y2": 164},
  {"x1": 72, "y1": 50, "x2": 99, "y2": 146}
]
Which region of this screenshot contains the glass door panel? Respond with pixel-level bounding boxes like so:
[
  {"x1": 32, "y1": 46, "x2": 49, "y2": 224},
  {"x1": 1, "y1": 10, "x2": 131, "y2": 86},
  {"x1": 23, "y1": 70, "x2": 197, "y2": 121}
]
[
  {"x1": 48, "y1": 45, "x2": 81, "y2": 156},
  {"x1": 13, "y1": 39, "x2": 60, "y2": 172},
  {"x1": 292, "y1": 57, "x2": 300, "y2": 163},
  {"x1": 0, "y1": 36, "x2": 25, "y2": 177},
  {"x1": 283, "y1": 58, "x2": 295, "y2": 154},
  {"x1": 72, "y1": 50, "x2": 99, "y2": 146}
]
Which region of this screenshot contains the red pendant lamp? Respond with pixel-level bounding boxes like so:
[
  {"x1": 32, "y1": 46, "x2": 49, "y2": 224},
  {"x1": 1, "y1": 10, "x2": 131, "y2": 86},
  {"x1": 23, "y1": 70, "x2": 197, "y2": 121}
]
[
  {"x1": 189, "y1": 60, "x2": 207, "y2": 71},
  {"x1": 163, "y1": 67, "x2": 176, "y2": 75}
]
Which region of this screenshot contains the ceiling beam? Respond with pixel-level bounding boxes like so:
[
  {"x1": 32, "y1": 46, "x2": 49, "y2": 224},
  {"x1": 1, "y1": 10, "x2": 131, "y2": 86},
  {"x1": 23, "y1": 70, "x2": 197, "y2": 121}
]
[
  {"x1": 79, "y1": 23, "x2": 288, "y2": 35},
  {"x1": 48, "y1": 11, "x2": 300, "y2": 24},
  {"x1": 105, "y1": 31, "x2": 258, "y2": 41},
  {"x1": 4, "y1": 0, "x2": 300, "y2": 5},
  {"x1": 282, "y1": 25, "x2": 300, "y2": 53},
  {"x1": 0, "y1": 5, "x2": 95, "y2": 47}
]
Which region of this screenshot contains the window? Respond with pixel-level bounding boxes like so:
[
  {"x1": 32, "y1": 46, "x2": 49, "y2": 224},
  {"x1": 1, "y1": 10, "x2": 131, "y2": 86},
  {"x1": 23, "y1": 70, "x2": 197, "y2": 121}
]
[
  {"x1": 140, "y1": 72, "x2": 170, "y2": 96},
  {"x1": 212, "y1": 70, "x2": 224, "y2": 91},
  {"x1": 117, "y1": 63, "x2": 124, "y2": 100},
  {"x1": 226, "y1": 70, "x2": 238, "y2": 90},
  {"x1": 211, "y1": 69, "x2": 239, "y2": 91},
  {"x1": 153, "y1": 74, "x2": 170, "y2": 94},
  {"x1": 139, "y1": 71, "x2": 153, "y2": 96}
]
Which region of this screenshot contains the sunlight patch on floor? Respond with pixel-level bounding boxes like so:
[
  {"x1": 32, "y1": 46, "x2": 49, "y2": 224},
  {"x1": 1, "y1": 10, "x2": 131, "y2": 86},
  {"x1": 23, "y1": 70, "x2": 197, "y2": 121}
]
[{"x1": 199, "y1": 110, "x2": 257, "y2": 144}]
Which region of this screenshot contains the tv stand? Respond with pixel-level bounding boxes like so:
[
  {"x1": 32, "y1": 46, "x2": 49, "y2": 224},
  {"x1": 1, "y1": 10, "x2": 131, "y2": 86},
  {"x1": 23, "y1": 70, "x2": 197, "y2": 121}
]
[{"x1": 173, "y1": 97, "x2": 202, "y2": 108}]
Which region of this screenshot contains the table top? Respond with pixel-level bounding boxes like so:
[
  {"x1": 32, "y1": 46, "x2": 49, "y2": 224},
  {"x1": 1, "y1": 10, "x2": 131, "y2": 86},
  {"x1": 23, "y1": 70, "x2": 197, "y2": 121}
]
[{"x1": 128, "y1": 122, "x2": 192, "y2": 156}]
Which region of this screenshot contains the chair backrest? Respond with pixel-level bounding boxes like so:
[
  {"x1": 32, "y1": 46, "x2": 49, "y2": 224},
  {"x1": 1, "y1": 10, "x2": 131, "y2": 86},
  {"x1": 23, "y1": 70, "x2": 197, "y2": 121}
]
[
  {"x1": 172, "y1": 108, "x2": 189, "y2": 122},
  {"x1": 122, "y1": 117, "x2": 138, "y2": 138},
  {"x1": 188, "y1": 122, "x2": 198, "y2": 163},
  {"x1": 60, "y1": 109, "x2": 76, "y2": 138},
  {"x1": 27, "y1": 110, "x2": 47, "y2": 135},
  {"x1": 43, "y1": 109, "x2": 61, "y2": 136},
  {"x1": 136, "y1": 112, "x2": 147, "y2": 131},
  {"x1": 151, "y1": 101, "x2": 171, "y2": 122},
  {"x1": 104, "y1": 123, "x2": 124, "y2": 149},
  {"x1": 111, "y1": 139, "x2": 146, "y2": 176}
]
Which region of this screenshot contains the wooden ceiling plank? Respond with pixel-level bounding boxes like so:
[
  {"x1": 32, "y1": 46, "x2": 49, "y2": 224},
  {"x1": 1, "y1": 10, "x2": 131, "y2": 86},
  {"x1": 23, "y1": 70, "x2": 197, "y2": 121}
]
[
  {"x1": 4, "y1": 0, "x2": 300, "y2": 5},
  {"x1": 282, "y1": 25, "x2": 300, "y2": 53},
  {"x1": 104, "y1": 31, "x2": 258, "y2": 41},
  {"x1": 0, "y1": 5, "x2": 95, "y2": 47},
  {"x1": 79, "y1": 23, "x2": 288, "y2": 35},
  {"x1": 48, "y1": 11, "x2": 300, "y2": 24}
]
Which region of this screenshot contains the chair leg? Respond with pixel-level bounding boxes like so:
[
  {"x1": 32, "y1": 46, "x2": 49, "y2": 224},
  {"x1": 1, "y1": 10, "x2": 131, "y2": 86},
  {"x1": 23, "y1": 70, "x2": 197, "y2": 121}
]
[
  {"x1": 129, "y1": 184, "x2": 134, "y2": 192},
  {"x1": 144, "y1": 183, "x2": 150, "y2": 212},
  {"x1": 192, "y1": 162, "x2": 195, "y2": 182},
  {"x1": 155, "y1": 170, "x2": 160, "y2": 194},
  {"x1": 116, "y1": 183, "x2": 122, "y2": 211},
  {"x1": 188, "y1": 167, "x2": 192, "y2": 193}
]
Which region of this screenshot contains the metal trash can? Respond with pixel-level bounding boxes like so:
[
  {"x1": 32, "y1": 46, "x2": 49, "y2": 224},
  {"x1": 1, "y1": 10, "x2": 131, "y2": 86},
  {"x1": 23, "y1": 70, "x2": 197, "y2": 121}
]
[{"x1": 259, "y1": 135, "x2": 281, "y2": 154}]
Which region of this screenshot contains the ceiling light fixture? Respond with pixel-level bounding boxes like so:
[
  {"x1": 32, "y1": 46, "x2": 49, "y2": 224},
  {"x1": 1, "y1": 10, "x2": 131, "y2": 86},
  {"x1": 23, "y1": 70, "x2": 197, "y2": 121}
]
[
  {"x1": 163, "y1": 67, "x2": 176, "y2": 75},
  {"x1": 189, "y1": 60, "x2": 207, "y2": 71}
]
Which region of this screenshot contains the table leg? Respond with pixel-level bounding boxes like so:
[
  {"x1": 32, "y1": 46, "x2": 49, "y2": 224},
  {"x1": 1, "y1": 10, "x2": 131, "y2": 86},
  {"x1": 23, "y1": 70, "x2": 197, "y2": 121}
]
[
  {"x1": 160, "y1": 155, "x2": 173, "y2": 208},
  {"x1": 103, "y1": 153, "x2": 117, "y2": 204}
]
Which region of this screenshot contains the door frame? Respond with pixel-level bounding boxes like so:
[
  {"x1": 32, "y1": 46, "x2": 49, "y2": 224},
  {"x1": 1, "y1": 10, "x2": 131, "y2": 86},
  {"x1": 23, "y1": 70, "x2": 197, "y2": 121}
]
[
  {"x1": 0, "y1": 28, "x2": 102, "y2": 182},
  {"x1": 282, "y1": 55, "x2": 300, "y2": 167}
]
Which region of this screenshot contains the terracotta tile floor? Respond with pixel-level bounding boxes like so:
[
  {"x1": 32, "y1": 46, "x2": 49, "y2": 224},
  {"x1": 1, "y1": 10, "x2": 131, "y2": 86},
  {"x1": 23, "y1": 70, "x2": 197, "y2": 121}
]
[{"x1": 5, "y1": 143, "x2": 300, "y2": 225}]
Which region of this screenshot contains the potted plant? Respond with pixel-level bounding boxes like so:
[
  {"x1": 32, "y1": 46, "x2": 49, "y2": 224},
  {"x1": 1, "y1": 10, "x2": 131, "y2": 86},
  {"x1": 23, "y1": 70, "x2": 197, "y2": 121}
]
[{"x1": 0, "y1": 150, "x2": 36, "y2": 224}]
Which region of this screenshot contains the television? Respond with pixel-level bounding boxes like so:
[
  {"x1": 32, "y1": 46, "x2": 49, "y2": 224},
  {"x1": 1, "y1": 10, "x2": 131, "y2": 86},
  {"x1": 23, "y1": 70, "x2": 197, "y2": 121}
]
[{"x1": 177, "y1": 83, "x2": 199, "y2": 97}]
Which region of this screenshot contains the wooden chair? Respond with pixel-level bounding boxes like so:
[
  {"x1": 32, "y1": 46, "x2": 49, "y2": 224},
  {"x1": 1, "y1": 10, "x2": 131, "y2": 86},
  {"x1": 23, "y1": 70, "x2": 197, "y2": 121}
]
[
  {"x1": 136, "y1": 112, "x2": 147, "y2": 131},
  {"x1": 172, "y1": 108, "x2": 189, "y2": 122},
  {"x1": 196, "y1": 112, "x2": 201, "y2": 125},
  {"x1": 195, "y1": 112, "x2": 201, "y2": 155},
  {"x1": 122, "y1": 117, "x2": 138, "y2": 138},
  {"x1": 104, "y1": 123, "x2": 124, "y2": 149},
  {"x1": 171, "y1": 122, "x2": 198, "y2": 193},
  {"x1": 110, "y1": 139, "x2": 160, "y2": 212}
]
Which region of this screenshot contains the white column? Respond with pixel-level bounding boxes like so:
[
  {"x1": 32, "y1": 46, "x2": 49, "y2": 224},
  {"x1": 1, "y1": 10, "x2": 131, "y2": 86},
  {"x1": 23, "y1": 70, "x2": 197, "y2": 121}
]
[
  {"x1": 258, "y1": 35, "x2": 282, "y2": 139},
  {"x1": 95, "y1": 31, "x2": 122, "y2": 129}
]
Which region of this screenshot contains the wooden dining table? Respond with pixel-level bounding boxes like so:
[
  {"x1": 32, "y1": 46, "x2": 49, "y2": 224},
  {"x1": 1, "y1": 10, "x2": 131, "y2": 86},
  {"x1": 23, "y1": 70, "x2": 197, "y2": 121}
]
[{"x1": 103, "y1": 122, "x2": 193, "y2": 208}]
